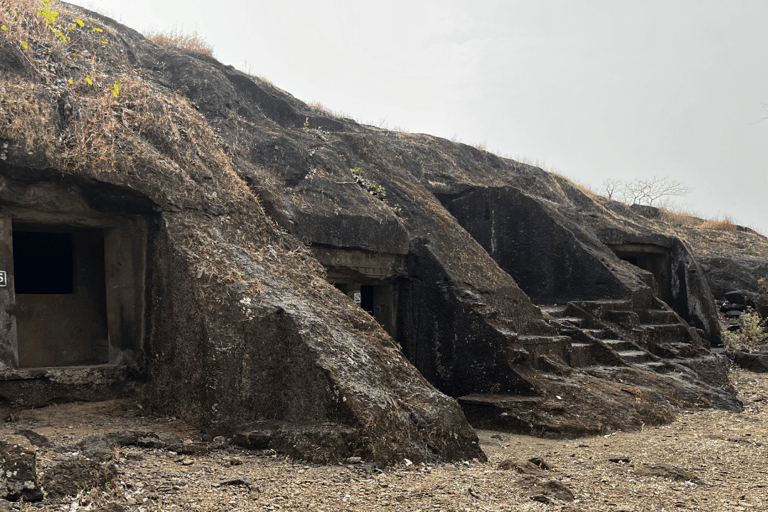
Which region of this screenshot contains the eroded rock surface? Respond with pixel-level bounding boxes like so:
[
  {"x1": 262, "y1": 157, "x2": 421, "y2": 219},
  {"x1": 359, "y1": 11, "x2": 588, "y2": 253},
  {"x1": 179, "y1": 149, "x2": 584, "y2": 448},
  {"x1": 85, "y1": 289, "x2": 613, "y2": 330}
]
[{"x1": 0, "y1": 0, "x2": 754, "y2": 461}]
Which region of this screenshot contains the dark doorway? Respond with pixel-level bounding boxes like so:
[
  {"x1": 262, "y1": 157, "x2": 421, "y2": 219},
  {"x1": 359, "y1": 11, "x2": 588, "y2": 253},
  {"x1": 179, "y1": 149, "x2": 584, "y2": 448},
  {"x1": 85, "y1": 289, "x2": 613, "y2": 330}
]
[
  {"x1": 360, "y1": 285, "x2": 374, "y2": 314},
  {"x1": 12, "y1": 223, "x2": 109, "y2": 368},
  {"x1": 13, "y1": 231, "x2": 74, "y2": 294},
  {"x1": 608, "y1": 244, "x2": 672, "y2": 305}
]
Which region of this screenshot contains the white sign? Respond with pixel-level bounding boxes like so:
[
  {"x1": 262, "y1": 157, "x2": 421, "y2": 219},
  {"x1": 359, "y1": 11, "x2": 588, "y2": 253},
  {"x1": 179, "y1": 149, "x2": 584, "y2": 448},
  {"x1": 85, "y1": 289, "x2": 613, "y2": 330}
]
[
  {"x1": 0, "y1": 271, "x2": 6, "y2": 288},
  {"x1": 353, "y1": 292, "x2": 361, "y2": 304}
]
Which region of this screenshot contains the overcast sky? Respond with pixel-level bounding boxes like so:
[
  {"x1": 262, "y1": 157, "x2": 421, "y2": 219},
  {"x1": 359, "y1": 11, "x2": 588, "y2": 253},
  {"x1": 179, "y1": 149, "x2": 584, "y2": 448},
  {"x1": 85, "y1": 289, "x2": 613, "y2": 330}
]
[{"x1": 76, "y1": 0, "x2": 768, "y2": 234}]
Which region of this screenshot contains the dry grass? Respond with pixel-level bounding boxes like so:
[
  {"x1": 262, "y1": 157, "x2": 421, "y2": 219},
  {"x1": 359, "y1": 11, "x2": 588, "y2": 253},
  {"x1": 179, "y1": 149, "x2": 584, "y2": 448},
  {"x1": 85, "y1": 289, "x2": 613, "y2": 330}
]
[
  {"x1": 0, "y1": 0, "x2": 49, "y2": 45},
  {"x1": 660, "y1": 206, "x2": 740, "y2": 232},
  {"x1": 144, "y1": 28, "x2": 213, "y2": 57},
  {"x1": 551, "y1": 171, "x2": 600, "y2": 199},
  {"x1": 0, "y1": 0, "x2": 253, "y2": 212},
  {"x1": 659, "y1": 206, "x2": 702, "y2": 228},
  {"x1": 697, "y1": 216, "x2": 738, "y2": 232},
  {"x1": 308, "y1": 100, "x2": 354, "y2": 120}
]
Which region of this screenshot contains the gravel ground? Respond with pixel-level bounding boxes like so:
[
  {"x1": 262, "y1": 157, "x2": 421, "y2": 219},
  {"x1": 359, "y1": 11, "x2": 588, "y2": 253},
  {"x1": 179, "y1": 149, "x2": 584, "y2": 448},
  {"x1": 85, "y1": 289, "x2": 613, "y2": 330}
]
[{"x1": 4, "y1": 367, "x2": 767, "y2": 512}]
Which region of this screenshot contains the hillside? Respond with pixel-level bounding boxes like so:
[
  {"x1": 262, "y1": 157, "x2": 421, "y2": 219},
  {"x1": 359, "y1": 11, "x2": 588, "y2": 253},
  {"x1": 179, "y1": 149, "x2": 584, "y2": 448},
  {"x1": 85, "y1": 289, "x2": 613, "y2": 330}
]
[{"x1": 1, "y1": 0, "x2": 765, "y2": 473}]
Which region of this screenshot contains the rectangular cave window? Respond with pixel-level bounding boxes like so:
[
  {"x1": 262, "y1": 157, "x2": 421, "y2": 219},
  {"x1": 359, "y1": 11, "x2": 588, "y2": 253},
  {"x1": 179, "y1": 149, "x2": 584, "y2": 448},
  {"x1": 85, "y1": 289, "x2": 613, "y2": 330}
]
[
  {"x1": 11, "y1": 223, "x2": 109, "y2": 368},
  {"x1": 12, "y1": 231, "x2": 74, "y2": 294}
]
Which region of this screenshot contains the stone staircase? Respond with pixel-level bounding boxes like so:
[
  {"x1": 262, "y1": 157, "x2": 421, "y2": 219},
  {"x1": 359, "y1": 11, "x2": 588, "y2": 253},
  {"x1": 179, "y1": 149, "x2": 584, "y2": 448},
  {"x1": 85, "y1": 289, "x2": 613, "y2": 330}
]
[
  {"x1": 458, "y1": 299, "x2": 732, "y2": 433},
  {"x1": 538, "y1": 300, "x2": 707, "y2": 372},
  {"x1": 458, "y1": 299, "x2": 733, "y2": 433}
]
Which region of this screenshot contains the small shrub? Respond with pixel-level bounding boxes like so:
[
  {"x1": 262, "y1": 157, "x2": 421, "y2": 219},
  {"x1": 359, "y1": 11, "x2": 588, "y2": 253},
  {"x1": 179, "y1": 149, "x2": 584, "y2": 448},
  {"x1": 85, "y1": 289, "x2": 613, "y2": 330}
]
[
  {"x1": 144, "y1": 28, "x2": 213, "y2": 57},
  {"x1": 723, "y1": 308, "x2": 767, "y2": 352},
  {"x1": 350, "y1": 168, "x2": 386, "y2": 200},
  {"x1": 370, "y1": 184, "x2": 386, "y2": 199}
]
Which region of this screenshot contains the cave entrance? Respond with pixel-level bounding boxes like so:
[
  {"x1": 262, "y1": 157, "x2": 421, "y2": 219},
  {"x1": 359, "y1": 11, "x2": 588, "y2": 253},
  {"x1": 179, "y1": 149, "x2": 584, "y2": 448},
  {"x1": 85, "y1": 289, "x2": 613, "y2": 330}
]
[
  {"x1": 311, "y1": 246, "x2": 405, "y2": 339},
  {"x1": 12, "y1": 224, "x2": 109, "y2": 367},
  {"x1": 608, "y1": 244, "x2": 672, "y2": 304},
  {"x1": 0, "y1": 213, "x2": 147, "y2": 370},
  {"x1": 329, "y1": 279, "x2": 397, "y2": 338}
]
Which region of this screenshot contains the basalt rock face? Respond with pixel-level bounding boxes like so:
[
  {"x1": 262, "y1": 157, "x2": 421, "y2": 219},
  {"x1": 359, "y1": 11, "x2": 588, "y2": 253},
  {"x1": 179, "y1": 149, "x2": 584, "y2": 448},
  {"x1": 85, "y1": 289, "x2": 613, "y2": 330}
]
[
  {"x1": 0, "y1": 3, "x2": 483, "y2": 465},
  {"x1": 671, "y1": 227, "x2": 768, "y2": 317},
  {"x1": 0, "y1": 1, "x2": 742, "y2": 460}
]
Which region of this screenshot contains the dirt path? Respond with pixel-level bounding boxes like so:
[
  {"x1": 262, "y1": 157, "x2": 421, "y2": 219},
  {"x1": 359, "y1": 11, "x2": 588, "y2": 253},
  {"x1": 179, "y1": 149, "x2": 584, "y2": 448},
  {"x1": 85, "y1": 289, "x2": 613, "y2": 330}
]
[{"x1": 4, "y1": 368, "x2": 767, "y2": 511}]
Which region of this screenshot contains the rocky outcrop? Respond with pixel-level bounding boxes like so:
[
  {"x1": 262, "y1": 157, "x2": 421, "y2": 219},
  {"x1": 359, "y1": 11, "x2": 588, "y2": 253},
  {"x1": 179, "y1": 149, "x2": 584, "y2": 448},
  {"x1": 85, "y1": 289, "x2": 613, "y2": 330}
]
[
  {"x1": 669, "y1": 225, "x2": 768, "y2": 311},
  {"x1": 0, "y1": 0, "x2": 746, "y2": 462}
]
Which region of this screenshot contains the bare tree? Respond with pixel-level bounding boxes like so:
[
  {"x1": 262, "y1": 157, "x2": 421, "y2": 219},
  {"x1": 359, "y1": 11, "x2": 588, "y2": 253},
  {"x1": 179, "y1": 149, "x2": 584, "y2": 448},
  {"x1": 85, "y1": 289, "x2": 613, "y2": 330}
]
[
  {"x1": 622, "y1": 176, "x2": 691, "y2": 206},
  {"x1": 602, "y1": 178, "x2": 622, "y2": 200},
  {"x1": 603, "y1": 176, "x2": 691, "y2": 206}
]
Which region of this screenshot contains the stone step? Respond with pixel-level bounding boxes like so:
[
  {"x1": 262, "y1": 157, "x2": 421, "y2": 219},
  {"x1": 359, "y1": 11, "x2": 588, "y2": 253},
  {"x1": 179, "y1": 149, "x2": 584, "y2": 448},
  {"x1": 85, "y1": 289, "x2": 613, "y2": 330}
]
[
  {"x1": 569, "y1": 342, "x2": 593, "y2": 368},
  {"x1": 637, "y1": 361, "x2": 671, "y2": 373},
  {"x1": 516, "y1": 335, "x2": 572, "y2": 365},
  {"x1": 637, "y1": 309, "x2": 679, "y2": 324},
  {"x1": 571, "y1": 299, "x2": 633, "y2": 318},
  {"x1": 648, "y1": 342, "x2": 700, "y2": 359},
  {"x1": 517, "y1": 335, "x2": 572, "y2": 346},
  {"x1": 640, "y1": 323, "x2": 692, "y2": 343},
  {"x1": 605, "y1": 309, "x2": 641, "y2": 329},
  {"x1": 616, "y1": 350, "x2": 652, "y2": 364},
  {"x1": 559, "y1": 316, "x2": 586, "y2": 328},
  {"x1": 601, "y1": 339, "x2": 637, "y2": 351},
  {"x1": 582, "y1": 328, "x2": 610, "y2": 339},
  {"x1": 539, "y1": 305, "x2": 569, "y2": 318}
]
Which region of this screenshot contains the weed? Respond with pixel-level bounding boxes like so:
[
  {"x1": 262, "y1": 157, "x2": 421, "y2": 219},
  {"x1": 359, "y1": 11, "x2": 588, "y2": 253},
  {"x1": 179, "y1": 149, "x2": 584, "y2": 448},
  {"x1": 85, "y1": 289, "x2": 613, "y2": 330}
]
[
  {"x1": 370, "y1": 184, "x2": 386, "y2": 199},
  {"x1": 350, "y1": 168, "x2": 386, "y2": 200},
  {"x1": 723, "y1": 308, "x2": 767, "y2": 352}
]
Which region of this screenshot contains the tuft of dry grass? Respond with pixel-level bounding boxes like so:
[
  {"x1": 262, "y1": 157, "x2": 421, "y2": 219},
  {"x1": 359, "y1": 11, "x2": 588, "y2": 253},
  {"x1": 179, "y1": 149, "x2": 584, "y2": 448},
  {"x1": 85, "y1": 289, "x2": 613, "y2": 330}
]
[
  {"x1": 697, "y1": 216, "x2": 737, "y2": 232},
  {"x1": 660, "y1": 206, "x2": 742, "y2": 232},
  {"x1": 308, "y1": 100, "x2": 354, "y2": 120},
  {"x1": 659, "y1": 206, "x2": 702, "y2": 227},
  {"x1": 144, "y1": 28, "x2": 213, "y2": 57},
  {"x1": 550, "y1": 171, "x2": 601, "y2": 199}
]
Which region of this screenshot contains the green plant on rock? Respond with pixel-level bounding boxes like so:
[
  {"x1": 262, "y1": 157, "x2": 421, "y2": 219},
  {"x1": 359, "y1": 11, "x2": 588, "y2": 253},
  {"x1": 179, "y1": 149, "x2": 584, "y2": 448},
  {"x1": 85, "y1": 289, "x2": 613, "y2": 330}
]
[
  {"x1": 350, "y1": 167, "x2": 387, "y2": 200},
  {"x1": 370, "y1": 183, "x2": 386, "y2": 199},
  {"x1": 723, "y1": 308, "x2": 767, "y2": 352}
]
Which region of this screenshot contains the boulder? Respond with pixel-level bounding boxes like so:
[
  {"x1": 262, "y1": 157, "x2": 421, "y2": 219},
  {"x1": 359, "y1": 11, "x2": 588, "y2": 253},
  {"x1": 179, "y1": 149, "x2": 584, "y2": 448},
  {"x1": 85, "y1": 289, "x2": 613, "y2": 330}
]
[{"x1": 732, "y1": 352, "x2": 768, "y2": 373}]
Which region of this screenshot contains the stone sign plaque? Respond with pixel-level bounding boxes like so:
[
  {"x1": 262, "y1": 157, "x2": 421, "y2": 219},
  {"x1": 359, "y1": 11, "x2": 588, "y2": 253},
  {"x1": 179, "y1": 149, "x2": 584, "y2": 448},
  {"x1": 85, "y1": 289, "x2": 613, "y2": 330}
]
[
  {"x1": 0, "y1": 270, "x2": 5, "y2": 287},
  {"x1": 353, "y1": 292, "x2": 361, "y2": 304}
]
